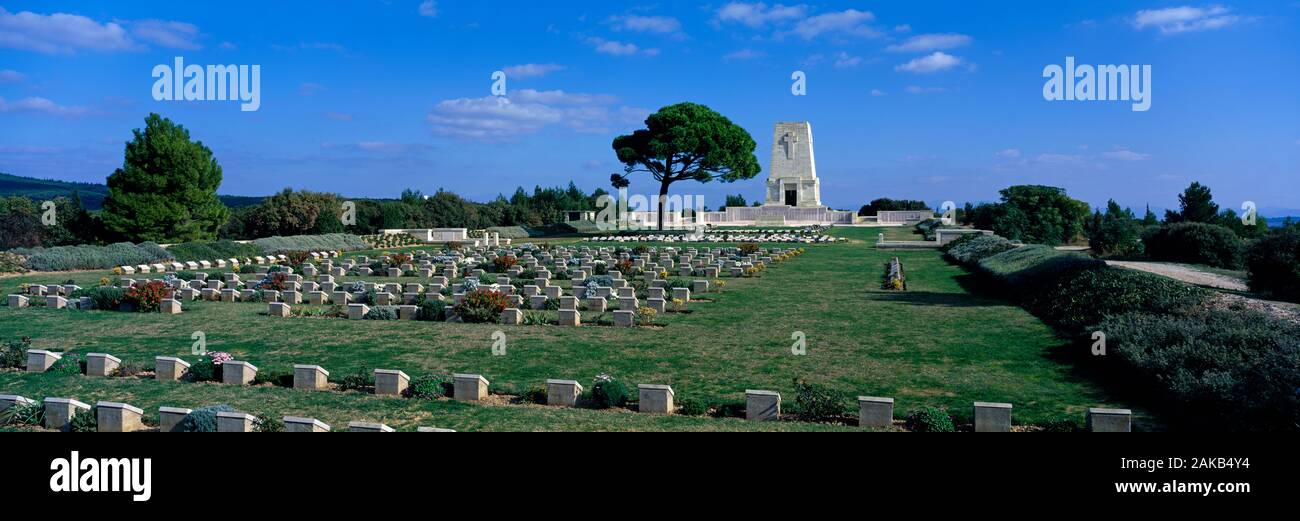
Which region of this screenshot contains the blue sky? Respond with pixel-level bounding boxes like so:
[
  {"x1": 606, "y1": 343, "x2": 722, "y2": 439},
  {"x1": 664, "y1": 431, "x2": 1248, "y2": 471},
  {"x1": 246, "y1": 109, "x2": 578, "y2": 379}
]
[{"x1": 1, "y1": 1, "x2": 1297, "y2": 215}]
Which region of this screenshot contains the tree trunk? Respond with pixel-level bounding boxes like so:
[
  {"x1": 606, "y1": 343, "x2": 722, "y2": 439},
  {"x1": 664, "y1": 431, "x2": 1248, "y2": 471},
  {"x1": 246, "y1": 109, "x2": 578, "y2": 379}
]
[{"x1": 657, "y1": 180, "x2": 671, "y2": 231}]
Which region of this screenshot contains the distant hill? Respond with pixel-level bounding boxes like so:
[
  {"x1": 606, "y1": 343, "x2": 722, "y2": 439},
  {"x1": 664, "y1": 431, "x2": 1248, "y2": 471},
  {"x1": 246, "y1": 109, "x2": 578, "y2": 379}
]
[{"x1": 0, "y1": 172, "x2": 263, "y2": 209}]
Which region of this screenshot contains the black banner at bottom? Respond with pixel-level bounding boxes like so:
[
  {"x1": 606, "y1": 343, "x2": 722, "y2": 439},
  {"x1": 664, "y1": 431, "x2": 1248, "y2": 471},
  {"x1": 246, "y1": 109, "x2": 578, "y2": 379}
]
[{"x1": 0, "y1": 433, "x2": 1289, "y2": 508}]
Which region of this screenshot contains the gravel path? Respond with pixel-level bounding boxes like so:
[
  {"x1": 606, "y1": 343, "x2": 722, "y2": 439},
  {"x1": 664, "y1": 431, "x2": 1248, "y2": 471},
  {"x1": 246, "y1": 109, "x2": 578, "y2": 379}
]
[{"x1": 1105, "y1": 260, "x2": 1249, "y2": 291}]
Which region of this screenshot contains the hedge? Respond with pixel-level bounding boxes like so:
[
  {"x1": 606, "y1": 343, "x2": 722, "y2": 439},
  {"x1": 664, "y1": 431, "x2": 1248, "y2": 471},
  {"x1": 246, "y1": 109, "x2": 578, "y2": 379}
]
[
  {"x1": 252, "y1": 233, "x2": 369, "y2": 254},
  {"x1": 1142, "y1": 222, "x2": 1244, "y2": 269},
  {"x1": 943, "y1": 234, "x2": 1018, "y2": 267},
  {"x1": 1102, "y1": 309, "x2": 1300, "y2": 431},
  {"x1": 14, "y1": 242, "x2": 170, "y2": 271},
  {"x1": 166, "y1": 240, "x2": 263, "y2": 263},
  {"x1": 1246, "y1": 227, "x2": 1300, "y2": 303}
]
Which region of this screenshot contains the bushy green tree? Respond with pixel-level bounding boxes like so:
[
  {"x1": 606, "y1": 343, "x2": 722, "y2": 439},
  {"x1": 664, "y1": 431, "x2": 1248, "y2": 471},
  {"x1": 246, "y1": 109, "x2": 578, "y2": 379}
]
[
  {"x1": 101, "y1": 114, "x2": 229, "y2": 242},
  {"x1": 1086, "y1": 200, "x2": 1144, "y2": 256},
  {"x1": 1164, "y1": 181, "x2": 1218, "y2": 223},
  {"x1": 243, "y1": 188, "x2": 343, "y2": 238},
  {"x1": 612, "y1": 103, "x2": 761, "y2": 230},
  {"x1": 858, "y1": 198, "x2": 931, "y2": 216},
  {"x1": 967, "y1": 185, "x2": 1090, "y2": 246}
]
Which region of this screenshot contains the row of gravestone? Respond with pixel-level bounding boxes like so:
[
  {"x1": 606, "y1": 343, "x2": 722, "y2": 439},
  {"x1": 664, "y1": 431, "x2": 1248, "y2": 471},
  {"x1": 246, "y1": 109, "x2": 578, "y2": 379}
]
[
  {"x1": 116, "y1": 251, "x2": 339, "y2": 275},
  {"x1": 0, "y1": 395, "x2": 453, "y2": 433},
  {"x1": 17, "y1": 350, "x2": 1132, "y2": 431}
]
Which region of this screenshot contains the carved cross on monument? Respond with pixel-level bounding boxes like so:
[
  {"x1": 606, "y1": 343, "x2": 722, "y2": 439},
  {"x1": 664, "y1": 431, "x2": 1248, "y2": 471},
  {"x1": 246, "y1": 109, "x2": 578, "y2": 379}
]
[{"x1": 780, "y1": 132, "x2": 799, "y2": 160}]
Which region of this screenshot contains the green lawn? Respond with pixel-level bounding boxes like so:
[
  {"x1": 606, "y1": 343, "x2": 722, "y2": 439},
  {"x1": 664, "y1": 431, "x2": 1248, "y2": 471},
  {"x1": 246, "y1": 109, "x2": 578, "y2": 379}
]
[{"x1": 0, "y1": 226, "x2": 1137, "y2": 430}]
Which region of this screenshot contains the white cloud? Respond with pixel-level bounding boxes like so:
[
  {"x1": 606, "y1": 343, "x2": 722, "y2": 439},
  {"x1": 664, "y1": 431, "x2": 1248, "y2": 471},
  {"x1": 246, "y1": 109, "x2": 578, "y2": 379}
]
[
  {"x1": 894, "y1": 24, "x2": 912, "y2": 33},
  {"x1": 870, "y1": 89, "x2": 887, "y2": 97},
  {"x1": 1035, "y1": 153, "x2": 1085, "y2": 164},
  {"x1": 905, "y1": 85, "x2": 948, "y2": 94},
  {"x1": 788, "y1": 9, "x2": 878, "y2": 40},
  {"x1": 0, "y1": 69, "x2": 25, "y2": 83},
  {"x1": 996, "y1": 148, "x2": 1022, "y2": 158},
  {"x1": 129, "y1": 19, "x2": 202, "y2": 50},
  {"x1": 886, "y1": 33, "x2": 972, "y2": 53},
  {"x1": 298, "y1": 83, "x2": 327, "y2": 96},
  {"x1": 715, "y1": 2, "x2": 808, "y2": 28},
  {"x1": 219, "y1": 41, "x2": 237, "y2": 50},
  {"x1": 1133, "y1": 5, "x2": 1246, "y2": 34},
  {"x1": 502, "y1": 63, "x2": 565, "y2": 79},
  {"x1": 418, "y1": 0, "x2": 438, "y2": 18},
  {"x1": 323, "y1": 111, "x2": 353, "y2": 121},
  {"x1": 833, "y1": 52, "x2": 862, "y2": 68},
  {"x1": 0, "y1": 7, "x2": 134, "y2": 53},
  {"x1": 0, "y1": 96, "x2": 90, "y2": 116},
  {"x1": 895, "y1": 51, "x2": 963, "y2": 73},
  {"x1": 723, "y1": 48, "x2": 763, "y2": 60},
  {"x1": 609, "y1": 15, "x2": 683, "y2": 36},
  {"x1": 1102, "y1": 148, "x2": 1152, "y2": 161},
  {"x1": 427, "y1": 89, "x2": 645, "y2": 141},
  {"x1": 0, "y1": 8, "x2": 205, "y2": 53},
  {"x1": 587, "y1": 37, "x2": 657, "y2": 56},
  {"x1": 322, "y1": 142, "x2": 433, "y2": 154}
]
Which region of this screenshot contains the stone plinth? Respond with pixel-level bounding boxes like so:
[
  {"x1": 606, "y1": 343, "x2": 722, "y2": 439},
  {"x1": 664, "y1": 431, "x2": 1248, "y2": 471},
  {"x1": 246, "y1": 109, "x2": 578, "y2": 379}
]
[
  {"x1": 155, "y1": 356, "x2": 190, "y2": 381},
  {"x1": 85, "y1": 353, "x2": 121, "y2": 377},
  {"x1": 44, "y1": 397, "x2": 90, "y2": 430},
  {"x1": 222, "y1": 361, "x2": 258, "y2": 385},
  {"x1": 637, "y1": 384, "x2": 675, "y2": 414},
  {"x1": 546, "y1": 379, "x2": 583, "y2": 407},
  {"x1": 159, "y1": 406, "x2": 192, "y2": 432},
  {"x1": 745, "y1": 390, "x2": 781, "y2": 421},
  {"x1": 858, "y1": 396, "x2": 894, "y2": 429},
  {"x1": 96, "y1": 401, "x2": 145, "y2": 432},
  {"x1": 293, "y1": 364, "x2": 329, "y2": 390},
  {"x1": 453, "y1": 373, "x2": 489, "y2": 402},
  {"x1": 284, "y1": 416, "x2": 331, "y2": 432},
  {"x1": 1086, "y1": 408, "x2": 1132, "y2": 432},
  {"x1": 973, "y1": 402, "x2": 1012, "y2": 432},
  {"x1": 374, "y1": 369, "x2": 410, "y2": 396}
]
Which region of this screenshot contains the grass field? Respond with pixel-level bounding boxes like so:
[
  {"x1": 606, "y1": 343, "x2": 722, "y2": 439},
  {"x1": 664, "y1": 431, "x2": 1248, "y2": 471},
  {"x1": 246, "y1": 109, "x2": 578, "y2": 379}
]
[{"x1": 0, "y1": 226, "x2": 1138, "y2": 431}]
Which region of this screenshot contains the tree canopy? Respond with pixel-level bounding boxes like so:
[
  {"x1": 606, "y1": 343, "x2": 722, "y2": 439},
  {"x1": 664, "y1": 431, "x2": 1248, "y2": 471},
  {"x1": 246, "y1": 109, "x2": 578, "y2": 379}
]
[
  {"x1": 101, "y1": 113, "x2": 229, "y2": 242},
  {"x1": 612, "y1": 103, "x2": 760, "y2": 229}
]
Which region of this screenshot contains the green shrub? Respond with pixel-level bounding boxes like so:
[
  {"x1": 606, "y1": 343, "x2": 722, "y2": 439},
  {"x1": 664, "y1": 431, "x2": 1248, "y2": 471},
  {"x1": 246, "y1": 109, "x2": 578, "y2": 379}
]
[
  {"x1": 976, "y1": 245, "x2": 1105, "y2": 288},
  {"x1": 1027, "y1": 267, "x2": 1210, "y2": 332},
  {"x1": 457, "y1": 289, "x2": 508, "y2": 324},
  {"x1": 1142, "y1": 222, "x2": 1244, "y2": 269},
  {"x1": 519, "y1": 386, "x2": 547, "y2": 404},
  {"x1": 522, "y1": 311, "x2": 547, "y2": 325},
  {"x1": 945, "y1": 235, "x2": 1018, "y2": 266},
  {"x1": 48, "y1": 353, "x2": 82, "y2": 375},
  {"x1": 1039, "y1": 419, "x2": 1080, "y2": 433},
  {"x1": 334, "y1": 367, "x2": 375, "y2": 392},
  {"x1": 404, "y1": 374, "x2": 453, "y2": 399},
  {"x1": 905, "y1": 406, "x2": 955, "y2": 432},
  {"x1": 0, "y1": 399, "x2": 43, "y2": 426},
  {"x1": 68, "y1": 407, "x2": 98, "y2": 432},
  {"x1": 252, "y1": 233, "x2": 368, "y2": 255},
  {"x1": 0, "y1": 338, "x2": 30, "y2": 369},
  {"x1": 14, "y1": 242, "x2": 171, "y2": 271},
  {"x1": 709, "y1": 400, "x2": 745, "y2": 418},
  {"x1": 664, "y1": 278, "x2": 693, "y2": 289},
  {"x1": 792, "y1": 379, "x2": 848, "y2": 422},
  {"x1": 1101, "y1": 308, "x2": 1300, "y2": 431},
  {"x1": 78, "y1": 286, "x2": 127, "y2": 311},
  {"x1": 591, "y1": 376, "x2": 629, "y2": 409},
  {"x1": 364, "y1": 306, "x2": 399, "y2": 320},
  {"x1": 677, "y1": 399, "x2": 707, "y2": 416},
  {"x1": 253, "y1": 370, "x2": 293, "y2": 387},
  {"x1": 1246, "y1": 227, "x2": 1300, "y2": 302},
  {"x1": 176, "y1": 404, "x2": 235, "y2": 432},
  {"x1": 166, "y1": 240, "x2": 263, "y2": 263},
  {"x1": 415, "y1": 298, "x2": 447, "y2": 321},
  {"x1": 255, "y1": 415, "x2": 284, "y2": 432}
]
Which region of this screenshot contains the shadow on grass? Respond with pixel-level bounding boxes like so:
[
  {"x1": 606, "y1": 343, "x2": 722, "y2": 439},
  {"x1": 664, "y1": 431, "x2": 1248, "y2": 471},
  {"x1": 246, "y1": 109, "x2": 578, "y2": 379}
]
[{"x1": 866, "y1": 291, "x2": 995, "y2": 308}]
